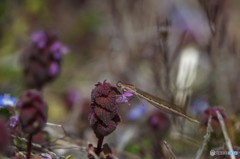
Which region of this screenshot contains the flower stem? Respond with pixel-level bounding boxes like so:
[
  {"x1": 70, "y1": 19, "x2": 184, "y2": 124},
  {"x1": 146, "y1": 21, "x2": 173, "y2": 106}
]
[
  {"x1": 96, "y1": 136, "x2": 104, "y2": 155},
  {"x1": 26, "y1": 134, "x2": 33, "y2": 159}
]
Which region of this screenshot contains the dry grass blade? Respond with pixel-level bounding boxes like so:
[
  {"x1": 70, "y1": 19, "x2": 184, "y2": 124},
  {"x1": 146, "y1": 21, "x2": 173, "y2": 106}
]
[
  {"x1": 162, "y1": 140, "x2": 176, "y2": 159},
  {"x1": 195, "y1": 115, "x2": 213, "y2": 159},
  {"x1": 216, "y1": 110, "x2": 236, "y2": 159}
]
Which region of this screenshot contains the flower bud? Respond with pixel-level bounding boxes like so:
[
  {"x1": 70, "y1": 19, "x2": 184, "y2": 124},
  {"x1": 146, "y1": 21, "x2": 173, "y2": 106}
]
[
  {"x1": 17, "y1": 90, "x2": 48, "y2": 135},
  {"x1": 89, "y1": 81, "x2": 121, "y2": 138}
]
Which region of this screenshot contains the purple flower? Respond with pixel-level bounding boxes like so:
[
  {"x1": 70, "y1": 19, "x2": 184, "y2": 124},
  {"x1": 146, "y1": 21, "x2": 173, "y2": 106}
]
[
  {"x1": 9, "y1": 115, "x2": 19, "y2": 128},
  {"x1": 31, "y1": 32, "x2": 46, "y2": 48},
  {"x1": 48, "y1": 62, "x2": 59, "y2": 77},
  {"x1": 62, "y1": 88, "x2": 82, "y2": 111},
  {"x1": 50, "y1": 42, "x2": 69, "y2": 55},
  {"x1": 23, "y1": 30, "x2": 69, "y2": 90},
  {"x1": 170, "y1": 6, "x2": 211, "y2": 45},
  {"x1": 148, "y1": 111, "x2": 171, "y2": 138},
  {"x1": 201, "y1": 106, "x2": 226, "y2": 129},
  {"x1": 116, "y1": 91, "x2": 133, "y2": 104}
]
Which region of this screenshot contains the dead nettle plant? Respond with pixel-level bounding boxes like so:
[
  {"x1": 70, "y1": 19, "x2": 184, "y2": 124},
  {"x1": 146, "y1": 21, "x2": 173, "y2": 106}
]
[
  {"x1": 16, "y1": 90, "x2": 48, "y2": 159},
  {"x1": 196, "y1": 106, "x2": 239, "y2": 159},
  {"x1": 88, "y1": 81, "x2": 122, "y2": 159},
  {"x1": 0, "y1": 30, "x2": 71, "y2": 159},
  {"x1": 88, "y1": 80, "x2": 187, "y2": 159},
  {"x1": 22, "y1": 30, "x2": 68, "y2": 90}
]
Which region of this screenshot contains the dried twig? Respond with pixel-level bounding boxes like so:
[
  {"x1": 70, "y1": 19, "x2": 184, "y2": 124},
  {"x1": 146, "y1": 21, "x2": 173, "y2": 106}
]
[
  {"x1": 46, "y1": 122, "x2": 70, "y2": 144},
  {"x1": 195, "y1": 115, "x2": 213, "y2": 159},
  {"x1": 46, "y1": 122, "x2": 69, "y2": 137},
  {"x1": 216, "y1": 110, "x2": 236, "y2": 159},
  {"x1": 50, "y1": 145, "x2": 86, "y2": 151},
  {"x1": 162, "y1": 140, "x2": 176, "y2": 159}
]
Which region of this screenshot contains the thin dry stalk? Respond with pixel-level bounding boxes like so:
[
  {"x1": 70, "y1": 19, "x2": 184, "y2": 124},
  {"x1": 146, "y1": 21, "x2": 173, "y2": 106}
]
[
  {"x1": 216, "y1": 110, "x2": 236, "y2": 159},
  {"x1": 195, "y1": 115, "x2": 213, "y2": 159},
  {"x1": 162, "y1": 140, "x2": 176, "y2": 159}
]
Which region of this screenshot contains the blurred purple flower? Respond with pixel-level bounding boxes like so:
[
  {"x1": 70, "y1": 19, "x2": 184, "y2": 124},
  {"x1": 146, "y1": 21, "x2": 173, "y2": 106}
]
[
  {"x1": 23, "y1": 30, "x2": 69, "y2": 90},
  {"x1": 191, "y1": 99, "x2": 209, "y2": 116},
  {"x1": 9, "y1": 115, "x2": 19, "y2": 128},
  {"x1": 63, "y1": 89, "x2": 81, "y2": 111},
  {"x1": 31, "y1": 32, "x2": 46, "y2": 48},
  {"x1": 50, "y1": 42, "x2": 69, "y2": 55},
  {"x1": 127, "y1": 104, "x2": 147, "y2": 121},
  {"x1": 48, "y1": 62, "x2": 59, "y2": 77},
  {"x1": 170, "y1": 6, "x2": 211, "y2": 45},
  {"x1": 201, "y1": 106, "x2": 226, "y2": 129},
  {"x1": 148, "y1": 111, "x2": 171, "y2": 138},
  {"x1": 31, "y1": 31, "x2": 69, "y2": 55}
]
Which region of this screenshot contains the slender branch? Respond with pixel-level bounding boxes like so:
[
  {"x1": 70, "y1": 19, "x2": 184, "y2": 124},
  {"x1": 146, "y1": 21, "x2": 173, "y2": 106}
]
[
  {"x1": 195, "y1": 115, "x2": 213, "y2": 159},
  {"x1": 162, "y1": 140, "x2": 176, "y2": 159},
  {"x1": 46, "y1": 122, "x2": 70, "y2": 144},
  {"x1": 216, "y1": 111, "x2": 236, "y2": 159},
  {"x1": 46, "y1": 122, "x2": 69, "y2": 137}
]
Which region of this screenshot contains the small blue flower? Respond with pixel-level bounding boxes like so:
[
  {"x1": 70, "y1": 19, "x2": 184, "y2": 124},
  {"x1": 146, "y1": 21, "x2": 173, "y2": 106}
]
[
  {"x1": 127, "y1": 104, "x2": 147, "y2": 121},
  {"x1": 191, "y1": 99, "x2": 209, "y2": 116},
  {"x1": 0, "y1": 94, "x2": 17, "y2": 107}
]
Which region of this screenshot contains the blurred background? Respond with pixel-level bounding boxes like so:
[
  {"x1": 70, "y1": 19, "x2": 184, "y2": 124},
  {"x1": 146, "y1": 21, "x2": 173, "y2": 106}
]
[{"x1": 0, "y1": 0, "x2": 240, "y2": 158}]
